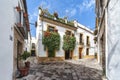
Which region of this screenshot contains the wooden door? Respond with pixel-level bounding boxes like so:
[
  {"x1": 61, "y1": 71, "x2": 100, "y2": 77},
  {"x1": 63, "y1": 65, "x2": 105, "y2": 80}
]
[{"x1": 79, "y1": 48, "x2": 82, "y2": 59}]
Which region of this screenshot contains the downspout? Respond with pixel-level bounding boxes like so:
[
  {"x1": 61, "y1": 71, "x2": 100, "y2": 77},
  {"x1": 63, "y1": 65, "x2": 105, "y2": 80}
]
[
  {"x1": 105, "y1": 0, "x2": 110, "y2": 78},
  {"x1": 105, "y1": 7, "x2": 108, "y2": 79}
]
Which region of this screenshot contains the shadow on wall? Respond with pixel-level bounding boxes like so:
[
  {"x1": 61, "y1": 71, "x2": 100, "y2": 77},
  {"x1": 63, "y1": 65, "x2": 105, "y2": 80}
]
[{"x1": 107, "y1": 39, "x2": 120, "y2": 79}]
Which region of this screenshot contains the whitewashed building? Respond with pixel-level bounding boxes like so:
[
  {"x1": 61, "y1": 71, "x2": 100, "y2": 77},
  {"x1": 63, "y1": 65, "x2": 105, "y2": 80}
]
[
  {"x1": 0, "y1": 0, "x2": 30, "y2": 80},
  {"x1": 75, "y1": 23, "x2": 95, "y2": 59},
  {"x1": 36, "y1": 8, "x2": 95, "y2": 62},
  {"x1": 95, "y1": 0, "x2": 120, "y2": 80}
]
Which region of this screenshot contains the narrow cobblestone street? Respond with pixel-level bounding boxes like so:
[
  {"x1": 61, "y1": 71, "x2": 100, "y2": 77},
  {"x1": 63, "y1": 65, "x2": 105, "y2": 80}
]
[{"x1": 17, "y1": 58, "x2": 102, "y2": 80}]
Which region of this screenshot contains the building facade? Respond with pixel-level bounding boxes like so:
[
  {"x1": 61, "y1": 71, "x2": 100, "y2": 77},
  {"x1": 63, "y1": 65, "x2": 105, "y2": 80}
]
[
  {"x1": 0, "y1": 0, "x2": 30, "y2": 80},
  {"x1": 95, "y1": 0, "x2": 120, "y2": 80},
  {"x1": 36, "y1": 8, "x2": 95, "y2": 62}
]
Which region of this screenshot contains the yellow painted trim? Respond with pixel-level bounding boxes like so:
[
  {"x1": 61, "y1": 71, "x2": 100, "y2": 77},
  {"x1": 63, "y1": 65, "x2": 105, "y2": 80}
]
[
  {"x1": 40, "y1": 17, "x2": 77, "y2": 30},
  {"x1": 37, "y1": 57, "x2": 64, "y2": 63},
  {"x1": 47, "y1": 24, "x2": 56, "y2": 32},
  {"x1": 83, "y1": 55, "x2": 95, "y2": 59}
]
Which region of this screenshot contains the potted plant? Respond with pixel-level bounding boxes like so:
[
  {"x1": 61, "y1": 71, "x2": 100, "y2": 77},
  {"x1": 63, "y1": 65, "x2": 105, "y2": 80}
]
[
  {"x1": 54, "y1": 12, "x2": 59, "y2": 19},
  {"x1": 19, "y1": 67, "x2": 29, "y2": 77},
  {"x1": 18, "y1": 51, "x2": 30, "y2": 77},
  {"x1": 15, "y1": 6, "x2": 21, "y2": 12},
  {"x1": 21, "y1": 51, "x2": 31, "y2": 68}
]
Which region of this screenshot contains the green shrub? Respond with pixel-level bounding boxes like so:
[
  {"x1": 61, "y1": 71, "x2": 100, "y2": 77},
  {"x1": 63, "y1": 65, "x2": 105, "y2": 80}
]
[
  {"x1": 42, "y1": 31, "x2": 60, "y2": 57},
  {"x1": 63, "y1": 35, "x2": 76, "y2": 51},
  {"x1": 21, "y1": 51, "x2": 30, "y2": 60}
]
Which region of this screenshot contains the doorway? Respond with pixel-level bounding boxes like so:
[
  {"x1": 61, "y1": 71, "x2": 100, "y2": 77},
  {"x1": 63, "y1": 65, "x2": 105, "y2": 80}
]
[
  {"x1": 65, "y1": 50, "x2": 70, "y2": 59},
  {"x1": 17, "y1": 40, "x2": 22, "y2": 69},
  {"x1": 79, "y1": 48, "x2": 83, "y2": 59}
]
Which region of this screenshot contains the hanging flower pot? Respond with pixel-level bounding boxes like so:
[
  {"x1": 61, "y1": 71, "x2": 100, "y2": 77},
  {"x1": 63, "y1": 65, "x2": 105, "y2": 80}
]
[
  {"x1": 23, "y1": 13, "x2": 28, "y2": 18},
  {"x1": 15, "y1": 6, "x2": 21, "y2": 12}
]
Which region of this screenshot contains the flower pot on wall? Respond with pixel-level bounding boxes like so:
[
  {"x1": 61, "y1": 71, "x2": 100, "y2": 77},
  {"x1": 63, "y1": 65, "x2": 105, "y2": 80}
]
[
  {"x1": 23, "y1": 13, "x2": 28, "y2": 18},
  {"x1": 15, "y1": 6, "x2": 21, "y2": 12}
]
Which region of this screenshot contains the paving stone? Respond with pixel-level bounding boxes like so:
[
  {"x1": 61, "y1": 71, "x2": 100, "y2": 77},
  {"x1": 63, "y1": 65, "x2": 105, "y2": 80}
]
[
  {"x1": 24, "y1": 74, "x2": 36, "y2": 80},
  {"x1": 16, "y1": 58, "x2": 102, "y2": 80}
]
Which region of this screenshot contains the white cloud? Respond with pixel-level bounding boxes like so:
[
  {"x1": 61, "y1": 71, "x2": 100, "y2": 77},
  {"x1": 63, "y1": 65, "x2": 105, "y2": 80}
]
[
  {"x1": 29, "y1": 9, "x2": 38, "y2": 22},
  {"x1": 77, "y1": 0, "x2": 95, "y2": 14},
  {"x1": 65, "y1": 8, "x2": 77, "y2": 18},
  {"x1": 30, "y1": 1, "x2": 51, "y2": 22},
  {"x1": 39, "y1": 1, "x2": 51, "y2": 10}
]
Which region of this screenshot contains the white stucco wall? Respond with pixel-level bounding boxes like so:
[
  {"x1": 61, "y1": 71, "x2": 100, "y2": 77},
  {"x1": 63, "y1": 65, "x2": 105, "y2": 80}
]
[
  {"x1": 0, "y1": 0, "x2": 18, "y2": 80},
  {"x1": 107, "y1": 0, "x2": 120, "y2": 80},
  {"x1": 24, "y1": 32, "x2": 31, "y2": 52},
  {"x1": 0, "y1": 0, "x2": 26, "y2": 79}
]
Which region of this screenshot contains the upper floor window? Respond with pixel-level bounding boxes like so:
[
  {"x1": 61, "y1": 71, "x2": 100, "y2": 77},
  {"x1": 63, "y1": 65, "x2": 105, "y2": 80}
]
[
  {"x1": 86, "y1": 36, "x2": 90, "y2": 45},
  {"x1": 18, "y1": 4, "x2": 21, "y2": 23},
  {"x1": 65, "y1": 30, "x2": 71, "y2": 36},
  {"x1": 79, "y1": 33, "x2": 83, "y2": 43},
  {"x1": 47, "y1": 25, "x2": 55, "y2": 32},
  {"x1": 32, "y1": 43, "x2": 35, "y2": 49}
]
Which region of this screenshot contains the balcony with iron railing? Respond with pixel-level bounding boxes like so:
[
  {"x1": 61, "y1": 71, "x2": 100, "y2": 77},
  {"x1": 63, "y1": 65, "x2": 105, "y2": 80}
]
[
  {"x1": 79, "y1": 40, "x2": 84, "y2": 47},
  {"x1": 86, "y1": 42, "x2": 90, "y2": 47}
]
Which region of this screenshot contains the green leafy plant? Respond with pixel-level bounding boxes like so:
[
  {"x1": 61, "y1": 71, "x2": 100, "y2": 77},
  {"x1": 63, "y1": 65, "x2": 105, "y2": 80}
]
[
  {"x1": 20, "y1": 51, "x2": 30, "y2": 60},
  {"x1": 62, "y1": 35, "x2": 76, "y2": 51},
  {"x1": 42, "y1": 31, "x2": 60, "y2": 57},
  {"x1": 40, "y1": 8, "x2": 74, "y2": 27}
]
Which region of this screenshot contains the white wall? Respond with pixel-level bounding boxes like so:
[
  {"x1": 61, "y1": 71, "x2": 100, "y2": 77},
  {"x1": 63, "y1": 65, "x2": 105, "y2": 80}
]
[
  {"x1": 25, "y1": 32, "x2": 31, "y2": 52},
  {"x1": 107, "y1": 0, "x2": 120, "y2": 80},
  {"x1": 0, "y1": 0, "x2": 17, "y2": 80},
  {"x1": 0, "y1": 0, "x2": 26, "y2": 79}
]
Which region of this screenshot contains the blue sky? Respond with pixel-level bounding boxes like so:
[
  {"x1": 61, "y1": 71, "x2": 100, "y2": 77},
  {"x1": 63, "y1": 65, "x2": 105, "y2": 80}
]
[{"x1": 26, "y1": 0, "x2": 95, "y2": 37}]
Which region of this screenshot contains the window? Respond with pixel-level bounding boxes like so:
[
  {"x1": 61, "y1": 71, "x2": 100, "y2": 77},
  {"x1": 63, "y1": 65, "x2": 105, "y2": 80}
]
[
  {"x1": 86, "y1": 36, "x2": 89, "y2": 45},
  {"x1": 86, "y1": 48, "x2": 89, "y2": 55},
  {"x1": 32, "y1": 43, "x2": 35, "y2": 49},
  {"x1": 48, "y1": 25, "x2": 55, "y2": 32},
  {"x1": 79, "y1": 33, "x2": 83, "y2": 43},
  {"x1": 18, "y1": 3, "x2": 21, "y2": 23},
  {"x1": 66, "y1": 30, "x2": 71, "y2": 35}
]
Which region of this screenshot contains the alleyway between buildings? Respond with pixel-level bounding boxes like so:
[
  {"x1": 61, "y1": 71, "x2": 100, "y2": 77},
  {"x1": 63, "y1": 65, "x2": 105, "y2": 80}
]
[{"x1": 17, "y1": 58, "x2": 102, "y2": 80}]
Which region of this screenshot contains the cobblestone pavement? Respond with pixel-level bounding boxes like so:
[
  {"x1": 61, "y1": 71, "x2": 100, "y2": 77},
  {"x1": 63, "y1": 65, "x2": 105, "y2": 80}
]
[{"x1": 17, "y1": 58, "x2": 102, "y2": 80}]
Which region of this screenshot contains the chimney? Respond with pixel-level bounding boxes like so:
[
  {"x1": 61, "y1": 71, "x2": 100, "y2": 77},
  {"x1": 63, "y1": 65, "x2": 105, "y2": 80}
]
[
  {"x1": 74, "y1": 20, "x2": 78, "y2": 27},
  {"x1": 64, "y1": 17, "x2": 67, "y2": 23}
]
